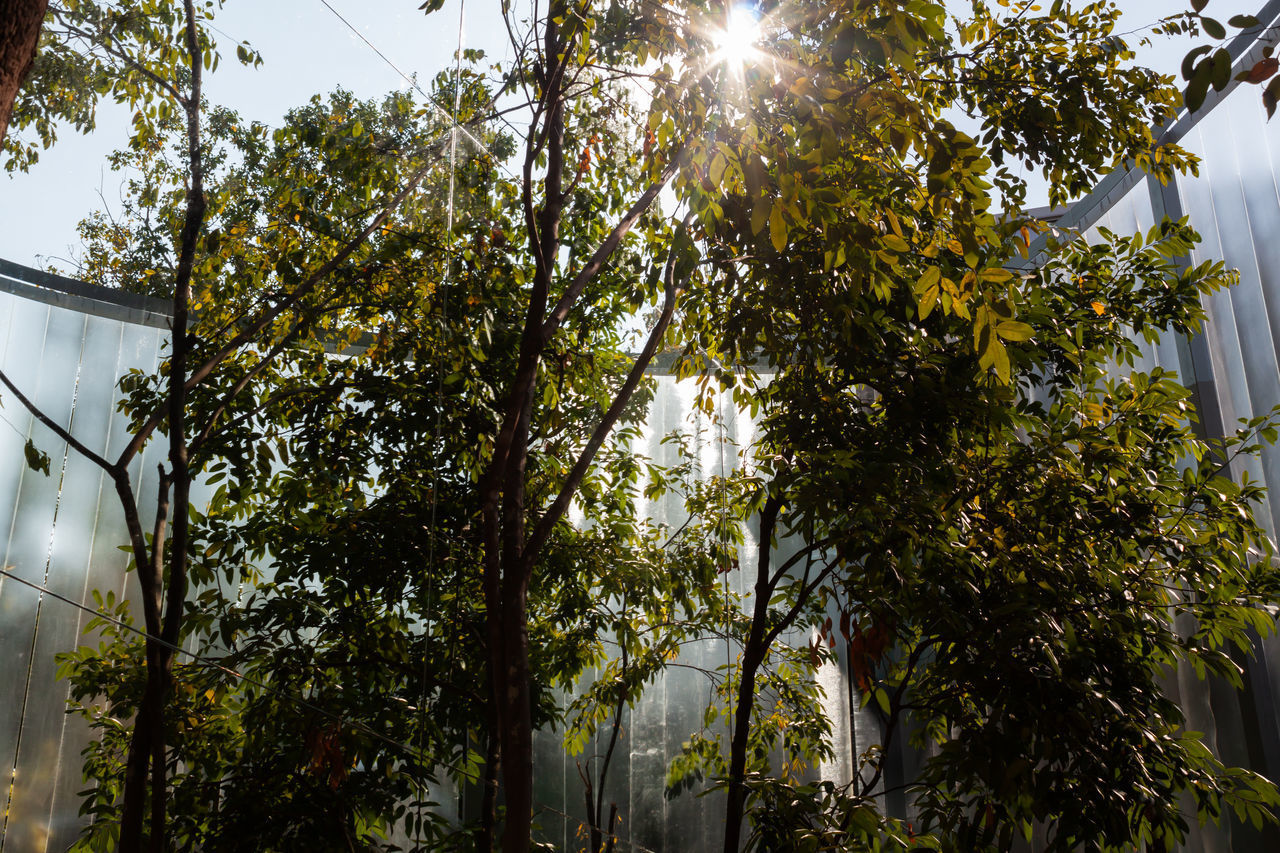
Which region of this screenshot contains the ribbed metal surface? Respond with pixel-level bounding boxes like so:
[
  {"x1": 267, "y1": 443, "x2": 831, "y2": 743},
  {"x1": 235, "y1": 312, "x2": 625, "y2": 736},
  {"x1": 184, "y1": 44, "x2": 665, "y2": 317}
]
[{"x1": 0, "y1": 285, "x2": 166, "y2": 852}]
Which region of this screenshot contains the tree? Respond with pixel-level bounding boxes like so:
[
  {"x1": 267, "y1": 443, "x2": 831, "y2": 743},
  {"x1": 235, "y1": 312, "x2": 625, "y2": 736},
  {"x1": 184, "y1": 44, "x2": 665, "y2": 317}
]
[
  {"x1": 23, "y1": 6, "x2": 716, "y2": 847},
  {"x1": 0, "y1": 0, "x2": 47, "y2": 147},
  {"x1": 8, "y1": 1, "x2": 1280, "y2": 852},
  {"x1": 649, "y1": 2, "x2": 1214, "y2": 844},
  {"x1": 2, "y1": 2, "x2": 220, "y2": 849},
  {"x1": 678, "y1": 217, "x2": 1280, "y2": 851},
  {"x1": 58, "y1": 72, "x2": 723, "y2": 850}
]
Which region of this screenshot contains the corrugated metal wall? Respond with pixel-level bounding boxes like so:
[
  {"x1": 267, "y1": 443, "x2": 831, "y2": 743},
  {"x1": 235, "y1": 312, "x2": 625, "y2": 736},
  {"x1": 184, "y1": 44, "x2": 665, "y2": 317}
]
[
  {"x1": 1031, "y1": 8, "x2": 1280, "y2": 845},
  {"x1": 0, "y1": 275, "x2": 168, "y2": 852}
]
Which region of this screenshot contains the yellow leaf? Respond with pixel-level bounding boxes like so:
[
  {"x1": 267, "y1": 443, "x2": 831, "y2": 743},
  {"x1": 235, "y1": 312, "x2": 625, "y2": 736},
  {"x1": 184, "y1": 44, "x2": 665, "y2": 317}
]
[
  {"x1": 1091, "y1": 301, "x2": 1106, "y2": 315},
  {"x1": 996, "y1": 319, "x2": 1033, "y2": 341},
  {"x1": 769, "y1": 205, "x2": 788, "y2": 252},
  {"x1": 885, "y1": 210, "x2": 904, "y2": 238},
  {"x1": 882, "y1": 234, "x2": 909, "y2": 253},
  {"x1": 751, "y1": 199, "x2": 771, "y2": 237},
  {"x1": 915, "y1": 267, "x2": 941, "y2": 320}
]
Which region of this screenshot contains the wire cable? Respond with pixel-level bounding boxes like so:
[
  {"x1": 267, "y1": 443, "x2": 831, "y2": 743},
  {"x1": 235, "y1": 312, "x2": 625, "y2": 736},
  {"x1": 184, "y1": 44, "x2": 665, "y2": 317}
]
[
  {"x1": 416, "y1": 0, "x2": 467, "y2": 842},
  {"x1": 0, "y1": 566, "x2": 475, "y2": 782},
  {"x1": 315, "y1": 0, "x2": 505, "y2": 173}
]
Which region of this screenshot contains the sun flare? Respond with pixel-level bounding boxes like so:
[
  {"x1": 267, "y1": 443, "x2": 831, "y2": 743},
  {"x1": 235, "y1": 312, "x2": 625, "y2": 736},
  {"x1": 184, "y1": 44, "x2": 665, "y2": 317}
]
[{"x1": 710, "y1": 6, "x2": 763, "y2": 72}]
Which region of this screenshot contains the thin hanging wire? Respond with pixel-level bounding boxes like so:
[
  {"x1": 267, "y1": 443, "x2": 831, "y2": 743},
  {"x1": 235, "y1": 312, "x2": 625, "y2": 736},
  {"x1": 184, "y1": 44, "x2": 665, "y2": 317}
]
[
  {"x1": 315, "y1": 0, "x2": 512, "y2": 179},
  {"x1": 416, "y1": 0, "x2": 467, "y2": 844},
  {"x1": 719, "y1": 386, "x2": 733, "y2": 750},
  {"x1": 0, "y1": 566, "x2": 476, "y2": 780}
]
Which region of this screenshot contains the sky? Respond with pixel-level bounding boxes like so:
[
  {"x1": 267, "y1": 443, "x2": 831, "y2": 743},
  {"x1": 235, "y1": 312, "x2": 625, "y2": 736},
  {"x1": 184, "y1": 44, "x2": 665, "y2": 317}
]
[
  {"x1": 0, "y1": 0, "x2": 1271, "y2": 269},
  {"x1": 1, "y1": 0, "x2": 510, "y2": 268}
]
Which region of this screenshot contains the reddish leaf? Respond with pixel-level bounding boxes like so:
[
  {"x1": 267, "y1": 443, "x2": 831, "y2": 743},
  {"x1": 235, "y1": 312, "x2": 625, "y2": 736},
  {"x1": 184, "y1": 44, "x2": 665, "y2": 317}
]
[
  {"x1": 306, "y1": 724, "x2": 348, "y2": 790},
  {"x1": 1249, "y1": 57, "x2": 1280, "y2": 84}
]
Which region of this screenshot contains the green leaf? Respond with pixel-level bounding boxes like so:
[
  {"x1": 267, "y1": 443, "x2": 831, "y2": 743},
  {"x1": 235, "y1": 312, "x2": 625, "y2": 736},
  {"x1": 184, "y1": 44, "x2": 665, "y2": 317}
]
[
  {"x1": 1210, "y1": 48, "x2": 1232, "y2": 91},
  {"x1": 1182, "y1": 45, "x2": 1212, "y2": 81},
  {"x1": 24, "y1": 439, "x2": 50, "y2": 477},
  {"x1": 1202, "y1": 17, "x2": 1227, "y2": 41},
  {"x1": 1186, "y1": 72, "x2": 1212, "y2": 113}
]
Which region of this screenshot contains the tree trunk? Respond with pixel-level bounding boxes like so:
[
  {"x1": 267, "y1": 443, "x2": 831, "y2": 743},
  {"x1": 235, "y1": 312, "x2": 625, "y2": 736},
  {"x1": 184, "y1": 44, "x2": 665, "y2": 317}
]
[
  {"x1": 0, "y1": 0, "x2": 46, "y2": 147},
  {"x1": 119, "y1": 661, "x2": 164, "y2": 852},
  {"x1": 119, "y1": 471, "x2": 170, "y2": 853},
  {"x1": 723, "y1": 609, "x2": 767, "y2": 853},
  {"x1": 119, "y1": 4, "x2": 205, "y2": 849},
  {"x1": 723, "y1": 498, "x2": 781, "y2": 853},
  {"x1": 482, "y1": 7, "x2": 565, "y2": 849},
  {"x1": 476, "y1": 707, "x2": 501, "y2": 853},
  {"x1": 498, "y1": 578, "x2": 533, "y2": 853}
]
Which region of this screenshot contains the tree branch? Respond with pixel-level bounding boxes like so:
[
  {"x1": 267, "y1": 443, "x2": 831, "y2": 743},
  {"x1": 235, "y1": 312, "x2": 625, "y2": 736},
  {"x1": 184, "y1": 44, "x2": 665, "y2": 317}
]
[
  {"x1": 46, "y1": 9, "x2": 188, "y2": 106},
  {"x1": 523, "y1": 214, "x2": 691, "y2": 563},
  {"x1": 539, "y1": 139, "x2": 690, "y2": 344},
  {"x1": 114, "y1": 149, "x2": 444, "y2": 471},
  {"x1": 0, "y1": 367, "x2": 115, "y2": 474}
]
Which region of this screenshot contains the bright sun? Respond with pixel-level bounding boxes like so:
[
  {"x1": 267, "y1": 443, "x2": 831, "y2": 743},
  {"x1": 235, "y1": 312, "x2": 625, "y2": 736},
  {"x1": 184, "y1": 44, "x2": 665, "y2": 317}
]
[{"x1": 710, "y1": 6, "x2": 763, "y2": 71}]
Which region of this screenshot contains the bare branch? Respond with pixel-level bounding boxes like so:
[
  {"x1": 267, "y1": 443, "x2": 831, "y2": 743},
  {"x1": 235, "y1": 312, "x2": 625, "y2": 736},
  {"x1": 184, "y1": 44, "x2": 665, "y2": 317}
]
[
  {"x1": 0, "y1": 367, "x2": 114, "y2": 474},
  {"x1": 524, "y1": 214, "x2": 692, "y2": 563},
  {"x1": 540, "y1": 140, "x2": 690, "y2": 344}
]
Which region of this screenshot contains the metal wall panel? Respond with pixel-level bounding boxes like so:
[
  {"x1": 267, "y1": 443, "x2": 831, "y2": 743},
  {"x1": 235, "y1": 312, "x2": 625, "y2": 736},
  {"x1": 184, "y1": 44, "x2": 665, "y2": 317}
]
[
  {"x1": 5, "y1": 308, "x2": 101, "y2": 852},
  {"x1": 1167, "y1": 78, "x2": 1280, "y2": 852},
  {"x1": 0, "y1": 295, "x2": 65, "y2": 853},
  {"x1": 0, "y1": 289, "x2": 165, "y2": 852}
]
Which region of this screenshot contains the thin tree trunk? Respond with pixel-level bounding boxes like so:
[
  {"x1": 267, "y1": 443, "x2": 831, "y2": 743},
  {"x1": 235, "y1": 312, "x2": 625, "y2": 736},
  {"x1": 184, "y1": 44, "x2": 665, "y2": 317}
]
[
  {"x1": 120, "y1": 472, "x2": 170, "y2": 853},
  {"x1": 118, "y1": 3, "x2": 205, "y2": 849},
  {"x1": 147, "y1": 705, "x2": 166, "y2": 853},
  {"x1": 476, "y1": 706, "x2": 501, "y2": 853},
  {"x1": 479, "y1": 3, "x2": 681, "y2": 844},
  {"x1": 589, "y1": 639, "x2": 627, "y2": 853},
  {"x1": 723, "y1": 496, "x2": 781, "y2": 853},
  {"x1": 485, "y1": 9, "x2": 565, "y2": 850},
  {"x1": 498, "y1": 578, "x2": 534, "y2": 853},
  {"x1": 0, "y1": 0, "x2": 47, "y2": 147},
  {"x1": 119, "y1": 676, "x2": 161, "y2": 851}
]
